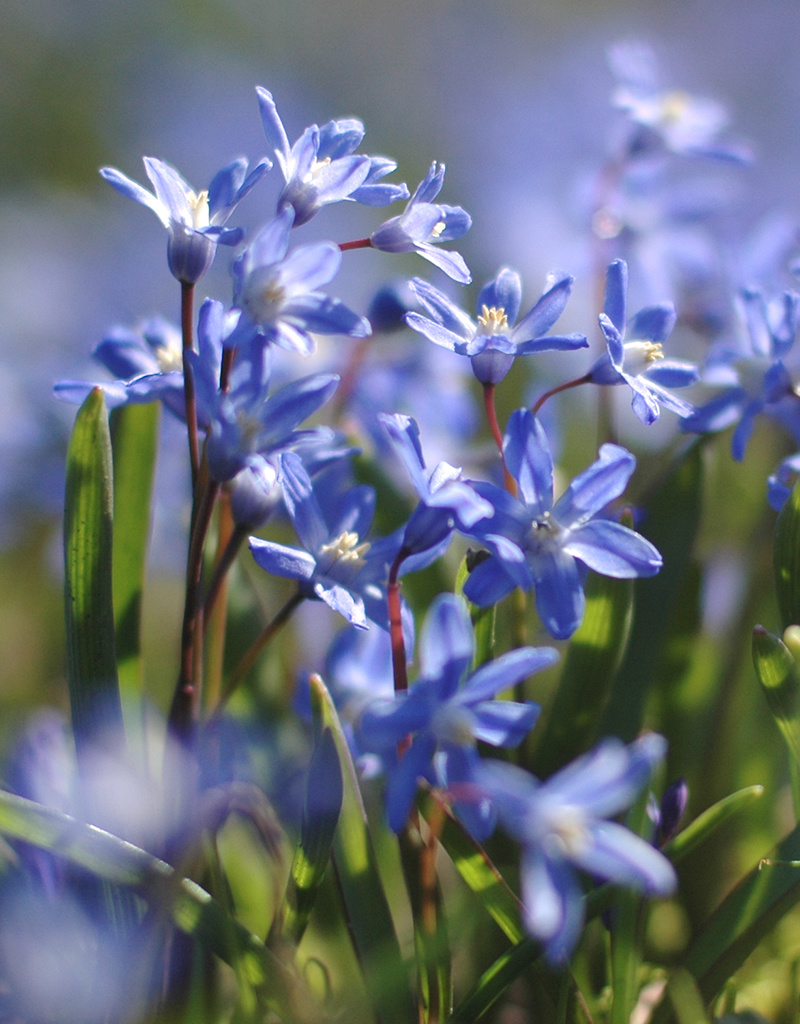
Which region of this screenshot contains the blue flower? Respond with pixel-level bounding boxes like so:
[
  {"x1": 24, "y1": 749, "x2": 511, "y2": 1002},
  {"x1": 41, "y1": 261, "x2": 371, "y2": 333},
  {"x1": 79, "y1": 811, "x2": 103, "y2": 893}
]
[
  {"x1": 257, "y1": 88, "x2": 408, "y2": 226},
  {"x1": 767, "y1": 452, "x2": 800, "y2": 511},
  {"x1": 249, "y1": 451, "x2": 399, "y2": 629},
  {"x1": 54, "y1": 316, "x2": 186, "y2": 416},
  {"x1": 476, "y1": 733, "x2": 677, "y2": 964},
  {"x1": 378, "y1": 412, "x2": 494, "y2": 556},
  {"x1": 608, "y1": 41, "x2": 751, "y2": 163},
  {"x1": 405, "y1": 268, "x2": 588, "y2": 384},
  {"x1": 370, "y1": 163, "x2": 472, "y2": 284},
  {"x1": 682, "y1": 286, "x2": 800, "y2": 459},
  {"x1": 231, "y1": 207, "x2": 371, "y2": 355},
  {"x1": 590, "y1": 259, "x2": 698, "y2": 424},
  {"x1": 358, "y1": 592, "x2": 556, "y2": 836},
  {"x1": 462, "y1": 409, "x2": 662, "y2": 639},
  {"x1": 100, "y1": 155, "x2": 270, "y2": 283}
]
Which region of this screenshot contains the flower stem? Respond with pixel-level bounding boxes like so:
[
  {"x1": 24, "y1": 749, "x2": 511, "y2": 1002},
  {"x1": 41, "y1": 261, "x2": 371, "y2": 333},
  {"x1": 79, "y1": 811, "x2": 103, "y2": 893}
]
[
  {"x1": 180, "y1": 281, "x2": 200, "y2": 491},
  {"x1": 531, "y1": 372, "x2": 593, "y2": 416},
  {"x1": 218, "y1": 588, "x2": 305, "y2": 709},
  {"x1": 338, "y1": 237, "x2": 373, "y2": 252},
  {"x1": 204, "y1": 522, "x2": 248, "y2": 624},
  {"x1": 168, "y1": 465, "x2": 220, "y2": 742},
  {"x1": 482, "y1": 382, "x2": 516, "y2": 495},
  {"x1": 388, "y1": 549, "x2": 410, "y2": 693}
]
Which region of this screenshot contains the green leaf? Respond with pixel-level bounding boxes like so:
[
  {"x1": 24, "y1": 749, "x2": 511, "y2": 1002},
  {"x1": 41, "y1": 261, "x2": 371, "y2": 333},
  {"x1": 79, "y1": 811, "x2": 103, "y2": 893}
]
[
  {"x1": 531, "y1": 569, "x2": 633, "y2": 777},
  {"x1": 423, "y1": 792, "x2": 523, "y2": 944},
  {"x1": 752, "y1": 626, "x2": 800, "y2": 765},
  {"x1": 0, "y1": 788, "x2": 319, "y2": 1022},
  {"x1": 310, "y1": 674, "x2": 415, "y2": 1024},
  {"x1": 662, "y1": 785, "x2": 764, "y2": 865},
  {"x1": 455, "y1": 552, "x2": 496, "y2": 670},
  {"x1": 281, "y1": 725, "x2": 343, "y2": 944},
  {"x1": 110, "y1": 402, "x2": 159, "y2": 704},
  {"x1": 666, "y1": 967, "x2": 712, "y2": 1024},
  {"x1": 774, "y1": 474, "x2": 800, "y2": 629},
  {"x1": 655, "y1": 820, "x2": 800, "y2": 1018},
  {"x1": 63, "y1": 388, "x2": 124, "y2": 755},
  {"x1": 601, "y1": 443, "x2": 704, "y2": 741}
]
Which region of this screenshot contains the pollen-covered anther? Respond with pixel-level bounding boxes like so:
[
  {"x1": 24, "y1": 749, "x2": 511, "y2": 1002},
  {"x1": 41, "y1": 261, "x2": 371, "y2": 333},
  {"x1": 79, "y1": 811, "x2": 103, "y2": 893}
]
[
  {"x1": 430, "y1": 220, "x2": 446, "y2": 239},
  {"x1": 623, "y1": 340, "x2": 665, "y2": 375},
  {"x1": 477, "y1": 305, "x2": 509, "y2": 335},
  {"x1": 320, "y1": 531, "x2": 371, "y2": 566},
  {"x1": 531, "y1": 511, "x2": 560, "y2": 536},
  {"x1": 188, "y1": 189, "x2": 210, "y2": 229}
]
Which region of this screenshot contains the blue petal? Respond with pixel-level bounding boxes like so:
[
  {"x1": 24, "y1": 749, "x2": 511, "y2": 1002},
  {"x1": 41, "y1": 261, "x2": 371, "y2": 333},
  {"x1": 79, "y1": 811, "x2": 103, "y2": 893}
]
[
  {"x1": 603, "y1": 259, "x2": 628, "y2": 334},
  {"x1": 477, "y1": 268, "x2": 522, "y2": 325},
  {"x1": 470, "y1": 699, "x2": 541, "y2": 747},
  {"x1": 572, "y1": 822, "x2": 676, "y2": 894},
  {"x1": 627, "y1": 303, "x2": 676, "y2": 344},
  {"x1": 563, "y1": 520, "x2": 662, "y2": 578},
  {"x1": 553, "y1": 443, "x2": 636, "y2": 527},
  {"x1": 461, "y1": 647, "x2": 557, "y2": 704},
  {"x1": 277, "y1": 452, "x2": 329, "y2": 554},
  {"x1": 530, "y1": 549, "x2": 585, "y2": 640},
  {"x1": 249, "y1": 536, "x2": 316, "y2": 581},
  {"x1": 503, "y1": 410, "x2": 553, "y2": 516},
  {"x1": 513, "y1": 272, "x2": 574, "y2": 340},
  {"x1": 386, "y1": 733, "x2": 437, "y2": 832},
  {"x1": 419, "y1": 594, "x2": 474, "y2": 692}
]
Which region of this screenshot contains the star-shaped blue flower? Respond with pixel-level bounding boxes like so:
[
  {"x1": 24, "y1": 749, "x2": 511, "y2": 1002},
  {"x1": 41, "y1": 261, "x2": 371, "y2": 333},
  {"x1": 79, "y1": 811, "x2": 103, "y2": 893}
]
[
  {"x1": 378, "y1": 412, "x2": 494, "y2": 557},
  {"x1": 231, "y1": 207, "x2": 372, "y2": 355},
  {"x1": 590, "y1": 259, "x2": 698, "y2": 424},
  {"x1": 257, "y1": 87, "x2": 409, "y2": 226},
  {"x1": 462, "y1": 409, "x2": 662, "y2": 639},
  {"x1": 370, "y1": 163, "x2": 472, "y2": 284},
  {"x1": 682, "y1": 286, "x2": 800, "y2": 459},
  {"x1": 100, "y1": 155, "x2": 270, "y2": 283},
  {"x1": 476, "y1": 733, "x2": 677, "y2": 964},
  {"x1": 249, "y1": 451, "x2": 400, "y2": 630},
  {"x1": 404, "y1": 268, "x2": 588, "y2": 384},
  {"x1": 358, "y1": 592, "x2": 556, "y2": 836}
]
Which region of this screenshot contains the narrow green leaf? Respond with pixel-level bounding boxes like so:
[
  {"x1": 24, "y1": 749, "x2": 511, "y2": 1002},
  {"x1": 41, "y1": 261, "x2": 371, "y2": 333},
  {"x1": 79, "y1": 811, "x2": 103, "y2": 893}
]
[
  {"x1": 601, "y1": 443, "x2": 704, "y2": 741},
  {"x1": 752, "y1": 626, "x2": 800, "y2": 769},
  {"x1": 110, "y1": 401, "x2": 159, "y2": 702},
  {"x1": 422, "y1": 792, "x2": 524, "y2": 944},
  {"x1": 662, "y1": 785, "x2": 764, "y2": 865},
  {"x1": 531, "y1": 569, "x2": 633, "y2": 777},
  {"x1": 659, "y1": 821, "x2": 800, "y2": 1015},
  {"x1": 666, "y1": 967, "x2": 712, "y2": 1024},
  {"x1": 775, "y1": 474, "x2": 800, "y2": 630},
  {"x1": 63, "y1": 388, "x2": 124, "y2": 755},
  {"x1": 0, "y1": 789, "x2": 319, "y2": 1022},
  {"x1": 455, "y1": 551, "x2": 496, "y2": 670},
  {"x1": 310, "y1": 674, "x2": 415, "y2": 1024},
  {"x1": 282, "y1": 725, "x2": 343, "y2": 943}
]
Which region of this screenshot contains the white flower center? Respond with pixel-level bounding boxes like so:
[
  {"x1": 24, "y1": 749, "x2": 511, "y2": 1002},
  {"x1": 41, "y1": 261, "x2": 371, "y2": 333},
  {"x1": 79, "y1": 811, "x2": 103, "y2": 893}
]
[
  {"x1": 242, "y1": 269, "x2": 287, "y2": 325},
  {"x1": 187, "y1": 189, "x2": 210, "y2": 229},
  {"x1": 542, "y1": 806, "x2": 590, "y2": 859},
  {"x1": 319, "y1": 531, "x2": 370, "y2": 568},
  {"x1": 657, "y1": 90, "x2": 692, "y2": 127},
  {"x1": 623, "y1": 340, "x2": 664, "y2": 375},
  {"x1": 432, "y1": 703, "x2": 476, "y2": 747},
  {"x1": 303, "y1": 156, "x2": 331, "y2": 184},
  {"x1": 153, "y1": 338, "x2": 184, "y2": 373},
  {"x1": 477, "y1": 305, "x2": 509, "y2": 336}
]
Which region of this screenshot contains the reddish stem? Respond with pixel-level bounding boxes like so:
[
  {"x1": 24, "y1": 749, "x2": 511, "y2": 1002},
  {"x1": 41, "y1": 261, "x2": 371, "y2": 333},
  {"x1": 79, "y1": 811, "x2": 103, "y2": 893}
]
[
  {"x1": 531, "y1": 372, "x2": 593, "y2": 416},
  {"x1": 338, "y1": 237, "x2": 373, "y2": 252},
  {"x1": 482, "y1": 382, "x2": 516, "y2": 495},
  {"x1": 388, "y1": 549, "x2": 410, "y2": 694},
  {"x1": 180, "y1": 281, "x2": 200, "y2": 491}
]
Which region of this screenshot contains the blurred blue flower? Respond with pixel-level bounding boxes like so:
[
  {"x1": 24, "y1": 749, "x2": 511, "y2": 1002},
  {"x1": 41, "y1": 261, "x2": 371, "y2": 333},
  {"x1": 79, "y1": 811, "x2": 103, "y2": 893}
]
[
  {"x1": 249, "y1": 451, "x2": 398, "y2": 629},
  {"x1": 405, "y1": 268, "x2": 587, "y2": 384},
  {"x1": 767, "y1": 451, "x2": 800, "y2": 511},
  {"x1": 590, "y1": 259, "x2": 698, "y2": 424},
  {"x1": 100, "y1": 155, "x2": 270, "y2": 283},
  {"x1": 462, "y1": 409, "x2": 662, "y2": 639},
  {"x1": 477, "y1": 733, "x2": 676, "y2": 963},
  {"x1": 370, "y1": 162, "x2": 472, "y2": 283},
  {"x1": 358, "y1": 592, "x2": 555, "y2": 836},
  {"x1": 54, "y1": 315, "x2": 186, "y2": 416},
  {"x1": 608, "y1": 41, "x2": 751, "y2": 163},
  {"x1": 682, "y1": 286, "x2": 800, "y2": 459},
  {"x1": 379, "y1": 412, "x2": 494, "y2": 556},
  {"x1": 257, "y1": 87, "x2": 408, "y2": 226},
  {"x1": 231, "y1": 207, "x2": 371, "y2": 355}
]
